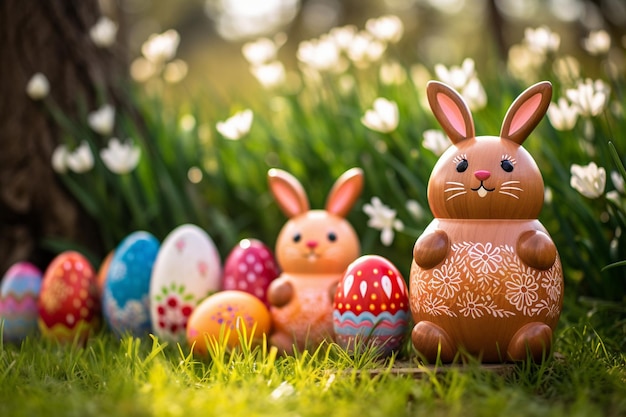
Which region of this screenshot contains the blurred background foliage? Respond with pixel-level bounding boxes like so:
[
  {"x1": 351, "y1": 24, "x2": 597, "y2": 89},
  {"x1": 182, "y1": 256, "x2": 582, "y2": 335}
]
[{"x1": 49, "y1": 0, "x2": 626, "y2": 326}]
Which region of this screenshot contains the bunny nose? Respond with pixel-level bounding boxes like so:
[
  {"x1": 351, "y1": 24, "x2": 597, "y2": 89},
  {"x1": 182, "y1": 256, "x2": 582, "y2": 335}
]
[
  {"x1": 306, "y1": 240, "x2": 318, "y2": 249},
  {"x1": 474, "y1": 170, "x2": 491, "y2": 181}
]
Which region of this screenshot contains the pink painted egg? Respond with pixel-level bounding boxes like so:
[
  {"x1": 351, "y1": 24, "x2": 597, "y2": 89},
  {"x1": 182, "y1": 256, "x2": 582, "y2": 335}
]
[
  {"x1": 222, "y1": 239, "x2": 280, "y2": 306},
  {"x1": 333, "y1": 255, "x2": 410, "y2": 356},
  {"x1": 38, "y1": 252, "x2": 101, "y2": 343},
  {"x1": 0, "y1": 262, "x2": 42, "y2": 343},
  {"x1": 150, "y1": 224, "x2": 222, "y2": 342},
  {"x1": 186, "y1": 290, "x2": 271, "y2": 356}
]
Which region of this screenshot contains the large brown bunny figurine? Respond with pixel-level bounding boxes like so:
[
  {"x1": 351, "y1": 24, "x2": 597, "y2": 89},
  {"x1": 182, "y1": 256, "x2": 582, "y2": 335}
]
[
  {"x1": 267, "y1": 168, "x2": 363, "y2": 354},
  {"x1": 410, "y1": 81, "x2": 563, "y2": 363}
]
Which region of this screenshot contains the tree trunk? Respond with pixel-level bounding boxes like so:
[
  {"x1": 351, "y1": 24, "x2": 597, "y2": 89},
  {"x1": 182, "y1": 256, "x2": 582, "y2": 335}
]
[{"x1": 0, "y1": 0, "x2": 126, "y2": 277}]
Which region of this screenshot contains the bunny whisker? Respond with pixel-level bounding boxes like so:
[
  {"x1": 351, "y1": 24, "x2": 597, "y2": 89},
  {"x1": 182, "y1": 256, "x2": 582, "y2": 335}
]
[
  {"x1": 446, "y1": 181, "x2": 465, "y2": 186},
  {"x1": 445, "y1": 187, "x2": 466, "y2": 192},
  {"x1": 500, "y1": 186, "x2": 523, "y2": 191},
  {"x1": 446, "y1": 191, "x2": 467, "y2": 201},
  {"x1": 501, "y1": 180, "x2": 521, "y2": 185},
  {"x1": 498, "y1": 191, "x2": 520, "y2": 199}
]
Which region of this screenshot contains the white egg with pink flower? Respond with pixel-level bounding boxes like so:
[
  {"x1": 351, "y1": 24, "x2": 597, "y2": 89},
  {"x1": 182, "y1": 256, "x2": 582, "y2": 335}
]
[{"x1": 149, "y1": 224, "x2": 222, "y2": 342}]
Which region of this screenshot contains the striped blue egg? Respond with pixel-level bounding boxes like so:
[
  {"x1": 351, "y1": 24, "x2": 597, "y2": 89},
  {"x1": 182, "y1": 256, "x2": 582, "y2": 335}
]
[{"x1": 103, "y1": 231, "x2": 159, "y2": 336}]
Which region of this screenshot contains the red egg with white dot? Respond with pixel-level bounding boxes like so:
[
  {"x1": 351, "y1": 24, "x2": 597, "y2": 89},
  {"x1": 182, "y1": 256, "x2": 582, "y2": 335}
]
[
  {"x1": 222, "y1": 239, "x2": 280, "y2": 306},
  {"x1": 333, "y1": 255, "x2": 410, "y2": 356},
  {"x1": 37, "y1": 251, "x2": 101, "y2": 343}
]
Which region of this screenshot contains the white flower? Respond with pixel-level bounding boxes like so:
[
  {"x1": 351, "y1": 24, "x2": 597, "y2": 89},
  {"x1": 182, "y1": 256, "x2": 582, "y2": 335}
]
[
  {"x1": 130, "y1": 57, "x2": 155, "y2": 82},
  {"x1": 582, "y1": 30, "x2": 611, "y2": 55},
  {"x1": 552, "y1": 55, "x2": 581, "y2": 85},
  {"x1": 434, "y1": 60, "x2": 486, "y2": 110},
  {"x1": 507, "y1": 43, "x2": 545, "y2": 82},
  {"x1": 422, "y1": 129, "x2": 450, "y2": 156},
  {"x1": 141, "y1": 29, "x2": 180, "y2": 64},
  {"x1": 570, "y1": 162, "x2": 606, "y2": 199},
  {"x1": 565, "y1": 78, "x2": 610, "y2": 117},
  {"x1": 216, "y1": 109, "x2": 253, "y2": 140},
  {"x1": 297, "y1": 36, "x2": 342, "y2": 72},
  {"x1": 89, "y1": 16, "x2": 118, "y2": 47},
  {"x1": 361, "y1": 98, "x2": 399, "y2": 133},
  {"x1": 242, "y1": 37, "x2": 279, "y2": 66},
  {"x1": 329, "y1": 25, "x2": 357, "y2": 51},
  {"x1": 365, "y1": 15, "x2": 404, "y2": 43},
  {"x1": 611, "y1": 171, "x2": 625, "y2": 194},
  {"x1": 461, "y1": 77, "x2": 487, "y2": 111},
  {"x1": 524, "y1": 26, "x2": 560, "y2": 54},
  {"x1": 606, "y1": 190, "x2": 621, "y2": 205},
  {"x1": 26, "y1": 73, "x2": 50, "y2": 100},
  {"x1": 250, "y1": 61, "x2": 286, "y2": 89},
  {"x1": 544, "y1": 187, "x2": 553, "y2": 205},
  {"x1": 379, "y1": 60, "x2": 407, "y2": 85},
  {"x1": 547, "y1": 97, "x2": 579, "y2": 130},
  {"x1": 434, "y1": 58, "x2": 476, "y2": 91},
  {"x1": 51, "y1": 144, "x2": 69, "y2": 174},
  {"x1": 363, "y1": 197, "x2": 404, "y2": 246},
  {"x1": 346, "y1": 31, "x2": 386, "y2": 67},
  {"x1": 163, "y1": 59, "x2": 188, "y2": 83},
  {"x1": 88, "y1": 104, "x2": 115, "y2": 135},
  {"x1": 100, "y1": 138, "x2": 141, "y2": 174},
  {"x1": 66, "y1": 141, "x2": 94, "y2": 174},
  {"x1": 406, "y1": 200, "x2": 425, "y2": 220}
]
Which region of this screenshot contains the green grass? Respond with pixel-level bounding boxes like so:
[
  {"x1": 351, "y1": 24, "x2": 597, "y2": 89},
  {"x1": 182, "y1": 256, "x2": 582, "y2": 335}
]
[
  {"x1": 21, "y1": 13, "x2": 626, "y2": 417},
  {"x1": 1, "y1": 318, "x2": 625, "y2": 417}
]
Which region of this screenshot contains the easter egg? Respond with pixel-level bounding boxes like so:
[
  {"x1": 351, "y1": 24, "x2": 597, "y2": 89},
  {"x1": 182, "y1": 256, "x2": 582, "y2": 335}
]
[
  {"x1": 333, "y1": 255, "x2": 410, "y2": 356},
  {"x1": 0, "y1": 262, "x2": 42, "y2": 343},
  {"x1": 186, "y1": 290, "x2": 271, "y2": 355},
  {"x1": 222, "y1": 239, "x2": 280, "y2": 306},
  {"x1": 38, "y1": 252, "x2": 100, "y2": 343},
  {"x1": 96, "y1": 250, "x2": 114, "y2": 297},
  {"x1": 103, "y1": 231, "x2": 159, "y2": 337},
  {"x1": 150, "y1": 224, "x2": 222, "y2": 342}
]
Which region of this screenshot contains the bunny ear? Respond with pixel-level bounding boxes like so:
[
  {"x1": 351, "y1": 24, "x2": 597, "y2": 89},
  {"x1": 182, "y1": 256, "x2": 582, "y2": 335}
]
[
  {"x1": 427, "y1": 81, "x2": 475, "y2": 144},
  {"x1": 325, "y1": 168, "x2": 364, "y2": 217},
  {"x1": 500, "y1": 81, "x2": 552, "y2": 145},
  {"x1": 268, "y1": 168, "x2": 310, "y2": 218}
]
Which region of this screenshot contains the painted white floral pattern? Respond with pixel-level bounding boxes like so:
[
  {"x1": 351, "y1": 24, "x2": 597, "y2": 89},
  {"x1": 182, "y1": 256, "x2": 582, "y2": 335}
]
[
  {"x1": 468, "y1": 242, "x2": 502, "y2": 274},
  {"x1": 412, "y1": 242, "x2": 562, "y2": 319}
]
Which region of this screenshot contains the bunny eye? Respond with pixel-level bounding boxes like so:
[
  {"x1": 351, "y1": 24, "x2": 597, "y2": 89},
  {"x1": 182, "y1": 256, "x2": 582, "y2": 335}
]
[
  {"x1": 327, "y1": 232, "x2": 337, "y2": 242},
  {"x1": 456, "y1": 159, "x2": 468, "y2": 173},
  {"x1": 501, "y1": 160, "x2": 514, "y2": 172},
  {"x1": 293, "y1": 233, "x2": 302, "y2": 243}
]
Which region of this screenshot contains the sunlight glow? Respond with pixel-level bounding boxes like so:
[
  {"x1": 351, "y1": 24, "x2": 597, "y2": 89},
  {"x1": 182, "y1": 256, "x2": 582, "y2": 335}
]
[{"x1": 205, "y1": 0, "x2": 300, "y2": 41}]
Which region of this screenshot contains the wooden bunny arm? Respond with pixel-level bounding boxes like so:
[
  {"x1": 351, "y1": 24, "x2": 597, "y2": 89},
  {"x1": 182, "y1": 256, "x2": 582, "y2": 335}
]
[
  {"x1": 500, "y1": 81, "x2": 552, "y2": 145},
  {"x1": 268, "y1": 168, "x2": 310, "y2": 218},
  {"x1": 413, "y1": 229, "x2": 450, "y2": 269},
  {"x1": 325, "y1": 167, "x2": 364, "y2": 217},
  {"x1": 267, "y1": 279, "x2": 294, "y2": 308},
  {"x1": 516, "y1": 230, "x2": 557, "y2": 270},
  {"x1": 426, "y1": 81, "x2": 475, "y2": 144}
]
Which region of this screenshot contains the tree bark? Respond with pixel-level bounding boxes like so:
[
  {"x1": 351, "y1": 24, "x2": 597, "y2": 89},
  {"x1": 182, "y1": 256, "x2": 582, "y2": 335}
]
[{"x1": 0, "y1": 0, "x2": 126, "y2": 277}]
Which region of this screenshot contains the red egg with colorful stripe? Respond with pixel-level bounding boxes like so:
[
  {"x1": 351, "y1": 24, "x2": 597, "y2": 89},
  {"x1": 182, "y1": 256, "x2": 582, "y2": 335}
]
[
  {"x1": 37, "y1": 251, "x2": 101, "y2": 343},
  {"x1": 222, "y1": 239, "x2": 280, "y2": 306},
  {"x1": 333, "y1": 255, "x2": 410, "y2": 356}
]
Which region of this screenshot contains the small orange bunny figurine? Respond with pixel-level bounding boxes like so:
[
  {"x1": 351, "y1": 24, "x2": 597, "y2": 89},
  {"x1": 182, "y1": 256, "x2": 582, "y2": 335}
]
[
  {"x1": 410, "y1": 81, "x2": 563, "y2": 362},
  {"x1": 267, "y1": 168, "x2": 363, "y2": 354}
]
